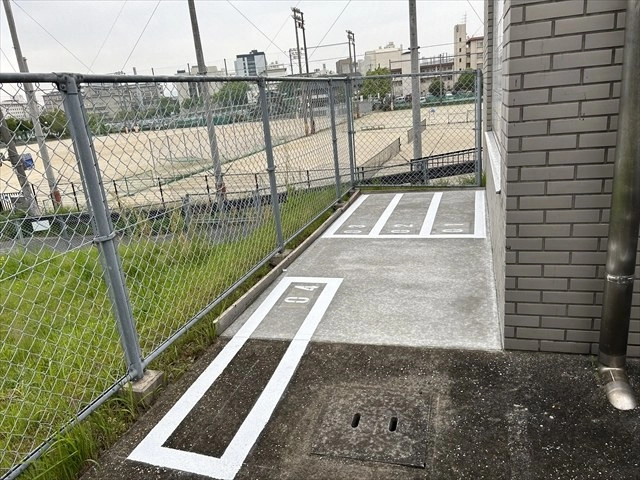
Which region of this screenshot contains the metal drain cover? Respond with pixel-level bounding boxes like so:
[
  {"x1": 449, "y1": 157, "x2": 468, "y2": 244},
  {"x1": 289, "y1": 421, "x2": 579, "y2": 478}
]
[{"x1": 310, "y1": 387, "x2": 430, "y2": 468}]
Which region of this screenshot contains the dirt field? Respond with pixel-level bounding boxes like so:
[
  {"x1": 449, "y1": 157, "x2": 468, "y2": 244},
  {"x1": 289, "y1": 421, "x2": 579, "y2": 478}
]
[{"x1": 1, "y1": 102, "x2": 475, "y2": 210}]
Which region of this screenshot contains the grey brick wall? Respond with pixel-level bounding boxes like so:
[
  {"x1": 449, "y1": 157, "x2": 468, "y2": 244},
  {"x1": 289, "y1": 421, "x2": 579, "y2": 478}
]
[
  {"x1": 484, "y1": 0, "x2": 507, "y2": 339},
  {"x1": 487, "y1": 0, "x2": 639, "y2": 357}
]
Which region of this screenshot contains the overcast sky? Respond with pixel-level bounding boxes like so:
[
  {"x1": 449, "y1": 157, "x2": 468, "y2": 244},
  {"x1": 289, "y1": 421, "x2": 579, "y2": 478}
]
[{"x1": 1, "y1": 0, "x2": 483, "y2": 77}]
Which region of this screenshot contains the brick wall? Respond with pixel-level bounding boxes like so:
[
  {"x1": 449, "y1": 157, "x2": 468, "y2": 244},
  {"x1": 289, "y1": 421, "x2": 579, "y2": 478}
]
[{"x1": 489, "y1": 0, "x2": 639, "y2": 357}]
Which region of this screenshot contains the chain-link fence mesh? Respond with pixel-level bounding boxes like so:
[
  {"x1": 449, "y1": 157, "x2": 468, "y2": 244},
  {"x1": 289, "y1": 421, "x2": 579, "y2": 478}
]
[
  {"x1": 0, "y1": 73, "x2": 355, "y2": 478},
  {"x1": 0, "y1": 70, "x2": 480, "y2": 477},
  {"x1": 352, "y1": 70, "x2": 481, "y2": 187},
  {"x1": 0, "y1": 79, "x2": 127, "y2": 476}
]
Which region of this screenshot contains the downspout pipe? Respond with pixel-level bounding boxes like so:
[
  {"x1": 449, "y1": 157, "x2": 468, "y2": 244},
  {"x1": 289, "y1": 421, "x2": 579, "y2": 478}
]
[{"x1": 598, "y1": 0, "x2": 640, "y2": 411}]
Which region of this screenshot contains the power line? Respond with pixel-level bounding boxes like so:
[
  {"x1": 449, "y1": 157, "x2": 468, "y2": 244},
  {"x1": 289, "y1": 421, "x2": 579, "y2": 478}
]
[
  {"x1": 121, "y1": 0, "x2": 161, "y2": 72},
  {"x1": 0, "y1": 48, "x2": 18, "y2": 72},
  {"x1": 11, "y1": 0, "x2": 93, "y2": 71},
  {"x1": 308, "y1": 0, "x2": 351, "y2": 60},
  {"x1": 466, "y1": 0, "x2": 484, "y2": 26},
  {"x1": 226, "y1": 1, "x2": 288, "y2": 56},
  {"x1": 89, "y1": 0, "x2": 127, "y2": 73}
]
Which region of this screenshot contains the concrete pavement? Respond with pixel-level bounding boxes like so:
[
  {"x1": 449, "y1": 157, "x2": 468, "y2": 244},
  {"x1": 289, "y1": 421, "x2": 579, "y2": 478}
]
[{"x1": 81, "y1": 190, "x2": 640, "y2": 480}]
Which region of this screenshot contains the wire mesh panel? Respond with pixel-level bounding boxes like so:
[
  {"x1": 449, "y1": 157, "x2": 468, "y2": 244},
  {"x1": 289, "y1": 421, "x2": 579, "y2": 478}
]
[
  {"x1": 0, "y1": 72, "x2": 352, "y2": 477},
  {"x1": 78, "y1": 77, "x2": 284, "y2": 359},
  {"x1": 0, "y1": 80, "x2": 127, "y2": 476},
  {"x1": 264, "y1": 78, "x2": 349, "y2": 243},
  {"x1": 353, "y1": 70, "x2": 480, "y2": 187}
]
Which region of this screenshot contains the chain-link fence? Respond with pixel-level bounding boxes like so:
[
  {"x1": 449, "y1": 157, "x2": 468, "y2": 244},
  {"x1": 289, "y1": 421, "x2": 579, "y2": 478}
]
[
  {"x1": 0, "y1": 72, "x2": 352, "y2": 479},
  {"x1": 0, "y1": 69, "x2": 479, "y2": 478},
  {"x1": 351, "y1": 70, "x2": 482, "y2": 187}
]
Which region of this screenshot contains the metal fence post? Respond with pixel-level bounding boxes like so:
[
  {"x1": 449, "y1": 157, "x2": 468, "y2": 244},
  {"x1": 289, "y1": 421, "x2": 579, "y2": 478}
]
[
  {"x1": 475, "y1": 68, "x2": 483, "y2": 186},
  {"x1": 328, "y1": 80, "x2": 342, "y2": 199},
  {"x1": 344, "y1": 78, "x2": 356, "y2": 187},
  {"x1": 59, "y1": 74, "x2": 144, "y2": 381},
  {"x1": 258, "y1": 79, "x2": 284, "y2": 251}
]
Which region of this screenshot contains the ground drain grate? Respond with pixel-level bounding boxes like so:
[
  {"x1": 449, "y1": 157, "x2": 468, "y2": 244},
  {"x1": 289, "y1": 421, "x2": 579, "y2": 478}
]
[{"x1": 310, "y1": 387, "x2": 430, "y2": 468}]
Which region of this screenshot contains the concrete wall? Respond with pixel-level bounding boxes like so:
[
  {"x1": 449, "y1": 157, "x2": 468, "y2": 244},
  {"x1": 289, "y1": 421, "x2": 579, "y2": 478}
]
[{"x1": 487, "y1": 0, "x2": 639, "y2": 357}]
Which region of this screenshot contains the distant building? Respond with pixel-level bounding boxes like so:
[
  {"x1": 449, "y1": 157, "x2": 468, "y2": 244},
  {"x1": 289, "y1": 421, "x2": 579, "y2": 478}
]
[
  {"x1": 336, "y1": 58, "x2": 353, "y2": 75},
  {"x1": 363, "y1": 42, "x2": 403, "y2": 73},
  {"x1": 454, "y1": 24, "x2": 484, "y2": 71},
  {"x1": 234, "y1": 50, "x2": 267, "y2": 77},
  {"x1": 264, "y1": 62, "x2": 287, "y2": 77},
  {"x1": 42, "y1": 90, "x2": 64, "y2": 113},
  {"x1": 76, "y1": 77, "x2": 163, "y2": 118},
  {"x1": 0, "y1": 96, "x2": 37, "y2": 120},
  {"x1": 174, "y1": 65, "x2": 222, "y2": 104}
]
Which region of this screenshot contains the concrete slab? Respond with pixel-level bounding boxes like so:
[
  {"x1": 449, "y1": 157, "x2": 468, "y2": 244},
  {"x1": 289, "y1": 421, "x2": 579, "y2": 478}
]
[
  {"x1": 81, "y1": 342, "x2": 640, "y2": 480},
  {"x1": 223, "y1": 190, "x2": 501, "y2": 351}
]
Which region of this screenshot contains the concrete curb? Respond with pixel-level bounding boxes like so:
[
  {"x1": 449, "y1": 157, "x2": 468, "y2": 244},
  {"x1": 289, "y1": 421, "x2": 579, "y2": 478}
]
[{"x1": 214, "y1": 191, "x2": 361, "y2": 335}]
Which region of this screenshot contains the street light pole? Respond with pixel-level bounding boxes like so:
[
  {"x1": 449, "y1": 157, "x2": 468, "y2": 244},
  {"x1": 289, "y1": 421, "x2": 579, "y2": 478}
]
[{"x1": 2, "y1": 0, "x2": 61, "y2": 208}]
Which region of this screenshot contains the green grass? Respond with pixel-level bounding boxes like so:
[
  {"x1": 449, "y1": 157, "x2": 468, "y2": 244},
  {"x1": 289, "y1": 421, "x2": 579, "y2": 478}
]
[{"x1": 1, "y1": 186, "x2": 342, "y2": 479}]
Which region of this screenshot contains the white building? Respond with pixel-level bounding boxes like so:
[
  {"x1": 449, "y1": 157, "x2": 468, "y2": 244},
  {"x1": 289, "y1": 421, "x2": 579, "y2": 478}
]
[
  {"x1": 174, "y1": 65, "x2": 223, "y2": 104},
  {"x1": 264, "y1": 62, "x2": 287, "y2": 77},
  {"x1": 234, "y1": 50, "x2": 267, "y2": 77},
  {"x1": 0, "y1": 96, "x2": 37, "y2": 120},
  {"x1": 454, "y1": 24, "x2": 484, "y2": 72},
  {"x1": 362, "y1": 42, "x2": 403, "y2": 73}
]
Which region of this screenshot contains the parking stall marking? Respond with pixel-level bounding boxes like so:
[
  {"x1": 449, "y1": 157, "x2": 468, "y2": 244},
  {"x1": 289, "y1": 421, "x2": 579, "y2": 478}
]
[
  {"x1": 324, "y1": 191, "x2": 485, "y2": 239},
  {"x1": 128, "y1": 277, "x2": 342, "y2": 479}
]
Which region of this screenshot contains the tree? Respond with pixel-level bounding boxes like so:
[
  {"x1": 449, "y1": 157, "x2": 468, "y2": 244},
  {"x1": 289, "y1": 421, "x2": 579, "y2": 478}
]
[
  {"x1": 159, "y1": 96, "x2": 180, "y2": 116},
  {"x1": 453, "y1": 70, "x2": 476, "y2": 93},
  {"x1": 361, "y1": 67, "x2": 392, "y2": 99},
  {"x1": 181, "y1": 97, "x2": 202, "y2": 110},
  {"x1": 428, "y1": 79, "x2": 444, "y2": 97},
  {"x1": 213, "y1": 81, "x2": 250, "y2": 106},
  {"x1": 39, "y1": 109, "x2": 68, "y2": 138}
]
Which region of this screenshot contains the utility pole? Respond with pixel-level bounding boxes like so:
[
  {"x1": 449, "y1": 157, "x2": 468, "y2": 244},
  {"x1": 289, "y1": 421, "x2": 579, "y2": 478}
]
[
  {"x1": 292, "y1": 7, "x2": 315, "y2": 134},
  {"x1": 292, "y1": 9, "x2": 304, "y2": 75},
  {"x1": 346, "y1": 30, "x2": 355, "y2": 74},
  {"x1": 409, "y1": 0, "x2": 423, "y2": 165},
  {"x1": 187, "y1": 0, "x2": 225, "y2": 210},
  {"x1": 346, "y1": 29, "x2": 359, "y2": 118},
  {"x1": 2, "y1": 0, "x2": 61, "y2": 208}
]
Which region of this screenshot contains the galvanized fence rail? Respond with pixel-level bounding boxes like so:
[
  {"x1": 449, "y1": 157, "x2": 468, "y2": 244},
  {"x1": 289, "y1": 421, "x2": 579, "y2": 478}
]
[{"x1": 0, "y1": 69, "x2": 480, "y2": 478}]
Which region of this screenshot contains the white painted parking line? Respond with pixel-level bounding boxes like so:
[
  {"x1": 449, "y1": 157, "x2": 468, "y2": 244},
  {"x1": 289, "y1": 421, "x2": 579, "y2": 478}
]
[
  {"x1": 128, "y1": 277, "x2": 342, "y2": 479},
  {"x1": 322, "y1": 195, "x2": 368, "y2": 237},
  {"x1": 324, "y1": 191, "x2": 486, "y2": 239},
  {"x1": 369, "y1": 193, "x2": 403, "y2": 236},
  {"x1": 418, "y1": 192, "x2": 442, "y2": 237},
  {"x1": 473, "y1": 190, "x2": 486, "y2": 239}
]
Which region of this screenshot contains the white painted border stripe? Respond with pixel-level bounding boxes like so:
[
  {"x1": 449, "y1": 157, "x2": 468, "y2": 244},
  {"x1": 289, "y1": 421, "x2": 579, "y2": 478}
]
[
  {"x1": 418, "y1": 192, "x2": 442, "y2": 237},
  {"x1": 128, "y1": 277, "x2": 342, "y2": 479},
  {"x1": 368, "y1": 193, "x2": 403, "y2": 236},
  {"x1": 322, "y1": 195, "x2": 368, "y2": 237},
  {"x1": 326, "y1": 233, "x2": 477, "y2": 239},
  {"x1": 473, "y1": 190, "x2": 486, "y2": 239}
]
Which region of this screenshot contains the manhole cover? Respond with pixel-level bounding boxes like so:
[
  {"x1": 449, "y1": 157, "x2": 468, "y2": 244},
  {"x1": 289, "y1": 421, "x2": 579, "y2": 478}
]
[{"x1": 310, "y1": 387, "x2": 430, "y2": 468}]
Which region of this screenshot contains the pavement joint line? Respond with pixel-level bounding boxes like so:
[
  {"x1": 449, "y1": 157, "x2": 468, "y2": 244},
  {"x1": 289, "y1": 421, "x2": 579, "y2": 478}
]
[
  {"x1": 369, "y1": 193, "x2": 403, "y2": 236},
  {"x1": 322, "y1": 195, "x2": 369, "y2": 237},
  {"x1": 419, "y1": 191, "x2": 442, "y2": 237},
  {"x1": 127, "y1": 277, "x2": 342, "y2": 480}
]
